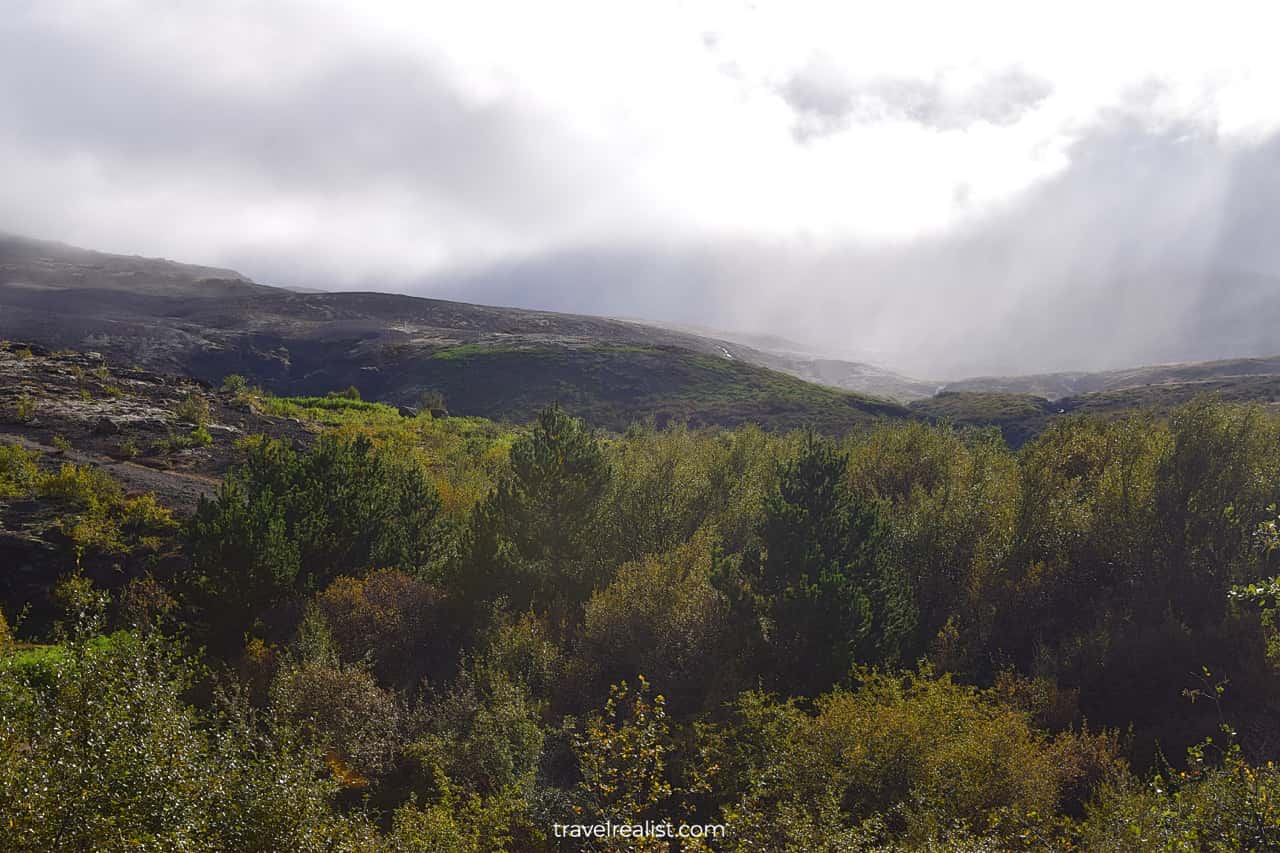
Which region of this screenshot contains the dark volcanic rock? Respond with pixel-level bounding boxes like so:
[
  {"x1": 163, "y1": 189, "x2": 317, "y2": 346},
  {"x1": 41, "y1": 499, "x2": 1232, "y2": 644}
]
[{"x1": 93, "y1": 416, "x2": 121, "y2": 435}]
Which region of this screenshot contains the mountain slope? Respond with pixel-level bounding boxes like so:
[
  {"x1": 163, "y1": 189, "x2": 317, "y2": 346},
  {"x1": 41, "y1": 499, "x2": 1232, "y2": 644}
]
[
  {"x1": 0, "y1": 234, "x2": 908, "y2": 431},
  {"x1": 636, "y1": 320, "x2": 939, "y2": 401},
  {"x1": 11, "y1": 233, "x2": 1280, "y2": 442},
  {"x1": 910, "y1": 375, "x2": 1280, "y2": 447},
  {"x1": 941, "y1": 356, "x2": 1280, "y2": 399}
]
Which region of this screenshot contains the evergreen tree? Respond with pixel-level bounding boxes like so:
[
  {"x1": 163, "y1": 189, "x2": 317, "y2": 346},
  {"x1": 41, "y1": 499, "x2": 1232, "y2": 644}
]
[
  {"x1": 464, "y1": 406, "x2": 611, "y2": 622},
  {"x1": 719, "y1": 432, "x2": 913, "y2": 695},
  {"x1": 186, "y1": 433, "x2": 445, "y2": 649}
]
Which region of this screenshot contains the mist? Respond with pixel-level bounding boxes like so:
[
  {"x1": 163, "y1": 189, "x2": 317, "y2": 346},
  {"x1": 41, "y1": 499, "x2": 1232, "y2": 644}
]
[{"x1": 3, "y1": 0, "x2": 1280, "y2": 379}]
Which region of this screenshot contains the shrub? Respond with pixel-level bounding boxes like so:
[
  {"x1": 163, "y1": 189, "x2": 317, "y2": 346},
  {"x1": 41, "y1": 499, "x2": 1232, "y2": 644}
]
[
  {"x1": 718, "y1": 669, "x2": 1094, "y2": 848},
  {"x1": 413, "y1": 664, "x2": 545, "y2": 801},
  {"x1": 570, "y1": 677, "x2": 673, "y2": 832},
  {"x1": 175, "y1": 393, "x2": 211, "y2": 427},
  {"x1": 29, "y1": 463, "x2": 175, "y2": 556},
  {"x1": 116, "y1": 574, "x2": 177, "y2": 634},
  {"x1": 577, "y1": 534, "x2": 736, "y2": 713},
  {"x1": 271, "y1": 656, "x2": 404, "y2": 785},
  {"x1": 154, "y1": 425, "x2": 214, "y2": 452},
  {"x1": 1082, "y1": 744, "x2": 1280, "y2": 851},
  {"x1": 328, "y1": 385, "x2": 362, "y2": 401},
  {"x1": 190, "y1": 424, "x2": 214, "y2": 446},
  {"x1": 12, "y1": 394, "x2": 37, "y2": 422},
  {"x1": 0, "y1": 620, "x2": 377, "y2": 852},
  {"x1": 221, "y1": 374, "x2": 248, "y2": 394},
  {"x1": 0, "y1": 444, "x2": 39, "y2": 498},
  {"x1": 37, "y1": 462, "x2": 121, "y2": 509},
  {"x1": 314, "y1": 569, "x2": 447, "y2": 687},
  {"x1": 388, "y1": 788, "x2": 523, "y2": 853}
]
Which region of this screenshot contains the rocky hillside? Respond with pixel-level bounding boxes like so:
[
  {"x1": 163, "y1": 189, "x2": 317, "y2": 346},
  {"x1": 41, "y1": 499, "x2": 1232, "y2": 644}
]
[
  {"x1": 0, "y1": 341, "x2": 297, "y2": 630},
  {"x1": 8, "y1": 232, "x2": 1280, "y2": 440},
  {"x1": 0, "y1": 234, "x2": 908, "y2": 431},
  {"x1": 0, "y1": 342, "x2": 313, "y2": 507}
]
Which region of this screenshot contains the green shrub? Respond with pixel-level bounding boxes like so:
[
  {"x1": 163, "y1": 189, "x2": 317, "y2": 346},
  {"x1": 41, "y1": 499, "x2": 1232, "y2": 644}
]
[
  {"x1": 221, "y1": 373, "x2": 248, "y2": 394},
  {"x1": 27, "y1": 463, "x2": 174, "y2": 555},
  {"x1": 1082, "y1": 744, "x2": 1280, "y2": 851},
  {"x1": 717, "y1": 668, "x2": 1109, "y2": 849},
  {"x1": 327, "y1": 385, "x2": 362, "y2": 401},
  {"x1": 37, "y1": 462, "x2": 121, "y2": 509},
  {"x1": 175, "y1": 393, "x2": 211, "y2": 427},
  {"x1": 570, "y1": 677, "x2": 674, "y2": 830},
  {"x1": 0, "y1": 444, "x2": 39, "y2": 498},
  {"x1": 577, "y1": 534, "x2": 736, "y2": 713},
  {"x1": 0, "y1": 594, "x2": 377, "y2": 851},
  {"x1": 12, "y1": 394, "x2": 37, "y2": 422}
]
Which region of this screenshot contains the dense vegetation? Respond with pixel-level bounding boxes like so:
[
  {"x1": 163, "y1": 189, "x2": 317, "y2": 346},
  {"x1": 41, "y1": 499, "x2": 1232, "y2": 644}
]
[
  {"x1": 907, "y1": 391, "x2": 1054, "y2": 447},
  {"x1": 910, "y1": 378, "x2": 1280, "y2": 449},
  {"x1": 5, "y1": 393, "x2": 1280, "y2": 849},
  {"x1": 391, "y1": 344, "x2": 909, "y2": 433}
]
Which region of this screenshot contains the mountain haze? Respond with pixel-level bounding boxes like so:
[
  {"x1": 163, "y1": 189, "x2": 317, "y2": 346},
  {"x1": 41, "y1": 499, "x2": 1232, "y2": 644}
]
[{"x1": 9, "y1": 232, "x2": 1280, "y2": 443}]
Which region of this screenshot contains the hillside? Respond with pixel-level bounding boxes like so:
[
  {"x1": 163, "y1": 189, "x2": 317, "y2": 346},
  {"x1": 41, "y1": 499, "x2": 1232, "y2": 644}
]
[
  {"x1": 0, "y1": 234, "x2": 907, "y2": 432},
  {"x1": 11, "y1": 233, "x2": 1280, "y2": 443},
  {"x1": 911, "y1": 376, "x2": 1280, "y2": 447},
  {"x1": 907, "y1": 391, "x2": 1056, "y2": 447},
  {"x1": 942, "y1": 355, "x2": 1280, "y2": 399},
  {"x1": 639, "y1": 320, "x2": 939, "y2": 401}
]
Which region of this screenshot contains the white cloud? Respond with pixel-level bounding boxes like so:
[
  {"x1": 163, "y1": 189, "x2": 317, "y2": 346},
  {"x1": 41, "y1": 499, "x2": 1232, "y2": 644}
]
[{"x1": 3, "y1": 0, "x2": 1280, "y2": 374}]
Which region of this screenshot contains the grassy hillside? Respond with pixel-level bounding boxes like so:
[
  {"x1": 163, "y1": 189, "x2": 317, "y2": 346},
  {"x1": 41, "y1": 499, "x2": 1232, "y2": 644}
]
[
  {"x1": 1063, "y1": 374, "x2": 1280, "y2": 417},
  {"x1": 944, "y1": 355, "x2": 1280, "y2": 399},
  {"x1": 400, "y1": 344, "x2": 908, "y2": 431},
  {"x1": 908, "y1": 391, "x2": 1054, "y2": 446},
  {"x1": 912, "y1": 378, "x2": 1280, "y2": 447}
]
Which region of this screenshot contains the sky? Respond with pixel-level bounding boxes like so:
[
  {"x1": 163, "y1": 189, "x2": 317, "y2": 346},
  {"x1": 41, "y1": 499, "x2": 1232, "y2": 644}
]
[{"x1": 3, "y1": 0, "x2": 1280, "y2": 378}]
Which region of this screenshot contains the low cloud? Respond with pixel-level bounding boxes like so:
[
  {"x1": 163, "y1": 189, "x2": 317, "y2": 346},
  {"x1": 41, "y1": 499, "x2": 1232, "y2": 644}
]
[{"x1": 2, "y1": 1, "x2": 1280, "y2": 378}]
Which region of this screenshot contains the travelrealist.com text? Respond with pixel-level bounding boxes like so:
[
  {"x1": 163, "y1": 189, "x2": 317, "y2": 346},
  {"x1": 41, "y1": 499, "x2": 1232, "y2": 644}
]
[{"x1": 551, "y1": 820, "x2": 727, "y2": 840}]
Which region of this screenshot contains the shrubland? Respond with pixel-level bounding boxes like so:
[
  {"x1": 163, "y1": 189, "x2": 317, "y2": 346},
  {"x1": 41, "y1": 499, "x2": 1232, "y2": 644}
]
[{"x1": 4, "y1": 394, "x2": 1280, "y2": 849}]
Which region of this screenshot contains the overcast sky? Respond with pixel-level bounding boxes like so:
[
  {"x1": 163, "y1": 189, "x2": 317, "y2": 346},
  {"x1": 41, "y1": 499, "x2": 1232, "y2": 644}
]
[{"x1": 3, "y1": 1, "x2": 1280, "y2": 377}]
